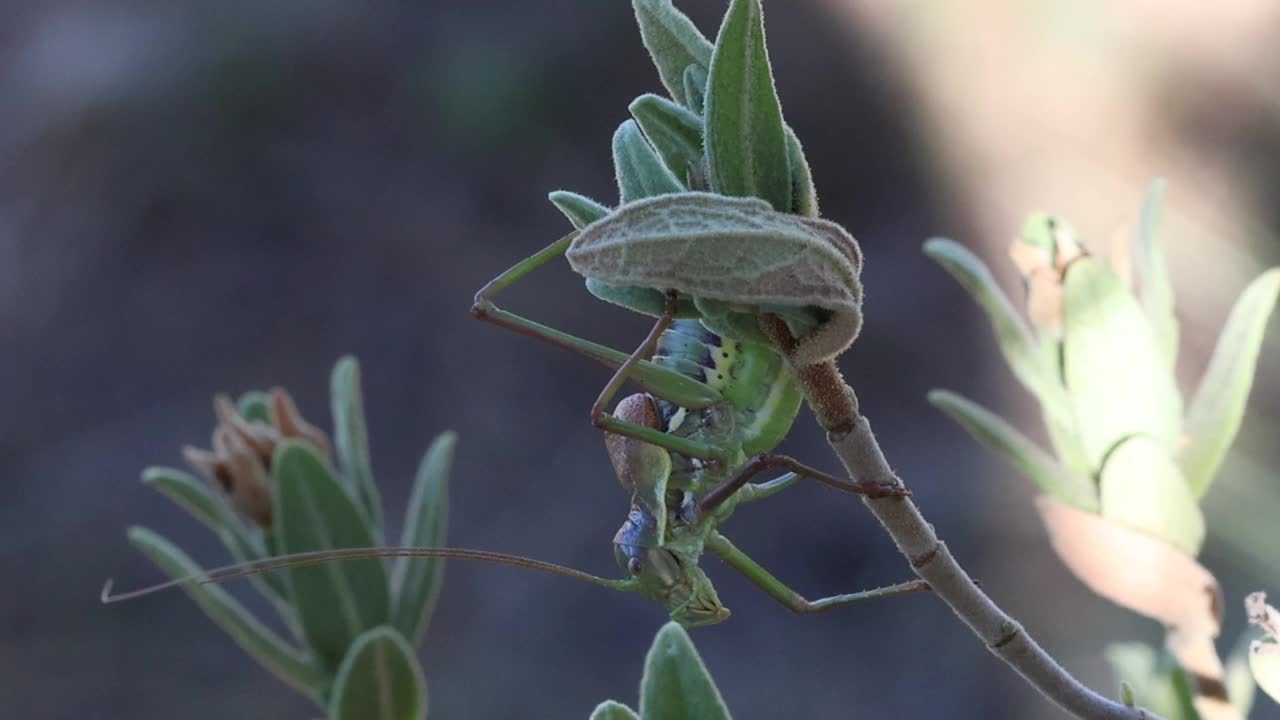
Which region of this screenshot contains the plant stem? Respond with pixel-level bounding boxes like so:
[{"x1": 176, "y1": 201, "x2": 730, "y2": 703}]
[{"x1": 761, "y1": 317, "x2": 1159, "y2": 720}]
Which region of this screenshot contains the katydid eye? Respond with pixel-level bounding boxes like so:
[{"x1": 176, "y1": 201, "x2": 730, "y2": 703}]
[{"x1": 628, "y1": 557, "x2": 643, "y2": 575}]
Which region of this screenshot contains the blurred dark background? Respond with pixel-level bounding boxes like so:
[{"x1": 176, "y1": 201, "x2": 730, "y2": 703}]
[{"x1": 3, "y1": 1, "x2": 1279, "y2": 718}]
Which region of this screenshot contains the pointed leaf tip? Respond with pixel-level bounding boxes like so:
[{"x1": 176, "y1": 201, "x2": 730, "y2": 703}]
[
  {"x1": 391, "y1": 431, "x2": 455, "y2": 644},
  {"x1": 639, "y1": 622, "x2": 731, "y2": 720},
  {"x1": 589, "y1": 700, "x2": 640, "y2": 720},
  {"x1": 1179, "y1": 267, "x2": 1280, "y2": 496},
  {"x1": 632, "y1": 0, "x2": 713, "y2": 105}
]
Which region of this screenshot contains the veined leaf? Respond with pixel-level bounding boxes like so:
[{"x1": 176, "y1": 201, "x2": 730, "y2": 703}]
[
  {"x1": 639, "y1": 623, "x2": 732, "y2": 720},
  {"x1": 549, "y1": 191, "x2": 611, "y2": 230},
  {"x1": 126, "y1": 526, "x2": 324, "y2": 701},
  {"x1": 927, "y1": 390, "x2": 1096, "y2": 511},
  {"x1": 390, "y1": 432, "x2": 453, "y2": 644},
  {"x1": 704, "y1": 0, "x2": 792, "y2": 212},
  {"x1": 1099, "y1": 436, "x2": 1204, "y2": 556},
  {"x1": 1179, "y1": 268, "x2": 1280, "y2": 496},
  {"x1": 629, "y1": 94, "x2": 704, "y2": 185},
  {"x1": 589, "y1": 700, "x2": 640, "y2": 720},
  {"x1": 632, "y1": 0, "x2": 712, "y2": 105},
  {"x1": 1133, "y1": 179, "x2": 1178, "y2": 367},
  {"x1": 1062, "y1": 257, "x2": 1182, "y2": 470},
  {"x1": 614, "y1": 120, "x2": 685, "y2": 204},
  {"x1": 328, "y1": 626, "x2": 426, "y2": 720},
  {"x1": 331, "y1": 357, "x2": 384, "y2": 535},
  {"x1": 274, "y1": 442, "x2": 390, "y2": 671}
]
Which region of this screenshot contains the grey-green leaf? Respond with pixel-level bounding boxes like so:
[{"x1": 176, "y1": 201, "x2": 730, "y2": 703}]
[
  {"x1": 331, "y1": 356, "x2": 384, "y2": 535},
  {"x1": 328, "y1": 626, "x2": 426, "y2": 720},
  {"x1": 141, "y1": 466, "x2": 290, "y2": 603},
  {"x1": 1099, "y1": 436, "x2": 1204, "y2": 555},
  {"x1": 274, "y1": 441, "x2": 390, "y2": 670},
  {"x1": 923, "y1": 239, "x2": 1047, "y2": 398},
  {"x1": 126, "y1": 526, "x2": 324, "y2": 700},
  {"x1": 630, "y1": 94, "x2": 704, "y2": 185},
  {"x1": 590, "y1": 701, "x2": 640, "y2": 720},
  {"x1": 632, "y1": 0, "x2": 713, "y2": 104},
  {"x1": 928, "y1": 390, "x2": 1097, "y2": 511},
  {"x1": 390, "y1": 432, "x2": 453, "y2": 645},
  {"x1": 638, "y1": 622, "x2": 731, "y2": 720},
  {"x1": 704, "y1": 0, "x2": 792, "y2": 212},
  {"x1": 1179, "y1": 268, "x2": 1280, "y2": 496},
  {"x1": 614, "y1": 120, "x2": 685, "y2": 203},
  {"x1": 237, "y1": 391, "x2": 273, "y2": 424},
  {"x1": 1062, "y1": 257, "x2": 1183, "y2": 471},
  {"x1": 549, "y1": 191, "x2": 611, "y2": 230},
  {"x1": 1133, "y1": 178, "x2": 1178, "y2": 367},
  {"x1": 682, "y1": 64, "x2": 708, "y2": 115},
  {"x1": 785, "y1": 126, "x2": 818, "y2": 218}
]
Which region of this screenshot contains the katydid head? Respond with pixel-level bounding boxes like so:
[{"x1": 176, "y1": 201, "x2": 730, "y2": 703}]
[{"x1": 613, "y1": 507, "x2": 730, "y2": 627}]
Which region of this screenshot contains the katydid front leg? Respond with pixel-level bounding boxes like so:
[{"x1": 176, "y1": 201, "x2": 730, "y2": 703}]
[
  {"x1": 470, "y1": 233, "x2": 721, "y2": 410},
  {"x1": 706, "y1": 532, "x2": 930, "y2": 613}
]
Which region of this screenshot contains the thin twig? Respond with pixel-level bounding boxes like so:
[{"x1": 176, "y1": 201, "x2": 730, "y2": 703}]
[{"x1": 761, "y1": 316, "x2": 1159, "y2": 720}]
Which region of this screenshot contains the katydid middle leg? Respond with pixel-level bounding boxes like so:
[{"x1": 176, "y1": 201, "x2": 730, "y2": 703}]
[
  {"x1": 699, "y1": 453, "x2": 910, "y2": 515},
  {"x1": 706, "y1": 532, "x2": 930, "y2": 613},
  {"x1": 470, "y1": 233, "x2": 720, "y2": 410}
]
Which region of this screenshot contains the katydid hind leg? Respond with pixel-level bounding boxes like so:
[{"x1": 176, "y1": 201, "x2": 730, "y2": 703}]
[
  {"x1": 471, "y1": 234, "x2": 720, "y2": 410},
  {"x1": 706, "y1": 532, "x2": 930, "y2": 614}
]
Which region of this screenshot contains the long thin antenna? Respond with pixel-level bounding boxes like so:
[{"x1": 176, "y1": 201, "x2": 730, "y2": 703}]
[{"x1": 101, "y1": 546, "x2": 637, "y2": 603}]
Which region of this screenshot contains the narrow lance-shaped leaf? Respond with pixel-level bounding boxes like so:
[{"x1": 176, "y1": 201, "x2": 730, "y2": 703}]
[
  {"x1": 328, "y1": 626, "x2": 427, "y2": 720},
  {"x1": 1133, "y1": 179, "x2": 1178, "y2": 367},
  {"x1": 927, "y1": 390, "x2": 1097, "y2": 511},
  {"x1": 141, "y1": 467, "x2": 291, "y2": 603},
  {"x1": 589, "y1": 701, "x2": 640, "y2": 720},
  {"x1": 549, "y1": 191, "x2": 610, "y2": 230},
  {"x1": 126, "y1": 526, "x2": 325, "y2": 700},
  {"x1": 785, "y1": 126, "x2": 818, "y2": 218},
  {"x1": 614, "y1": 120, "x2": 685, "y2": 204},
  {"x1": 1062, "y1": 257, "x2": 1183, "y2": 470},
  {"x1": 273, "y1": 442, "x2": 390, "y2": 670},
  {"x1": 704, "y1": 0, "x2": 792, "y2": 212},
  {"x1": 1179, "y1": 268, "x2": 1280, "y2": 496},
  {"x1": 632, "y1": 0, "x2": 712, "y2": 104},
  {"x1": 331, "y1": 357, "x2": 384, "y2": 535},
  {"x1": 682, "y1": 64, "x2": 707, "y2": 115},
  {"x1": 639, "y1": 623, "x2": 731, "y2": 720},
  {"x1": 391, "y1": 432, "x2": 453, "y2": 644},
  {"x1": 629, "y1": 94, "x2": 704, "y2": 185}
]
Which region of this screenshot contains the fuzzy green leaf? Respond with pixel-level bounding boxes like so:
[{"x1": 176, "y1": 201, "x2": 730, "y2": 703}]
[
  {"x1": 630, "y1": 94, "x2": 704, "y2": 185},
  {"x1": 126, "y1": 526, "x2": 324, "y2": 700},
  {"x1": 704, "y1": 0, "x2": 792, "y2": 212},
  {"x1": 928, "y1": 390, "x2": 1097, "y2": 511},
  {"x1": 1099, "y1": 436, "x2": 1204, "y2": 555},
  {"x1": 682, "y1": 64, "x2": 707, "y2": 115},
  {"x1": 328, "y1": 626, "x2": 426, "y2": 720},
  {"x1": 237, "y1": 391, "x2": 273, "y2": 424},
  {"x1": 785, "y1": 126, "x2": 818, "y2": 218},
  {"x1": 274, "y1": 441, "x2": 390, "y2": 671},
  {"x1": 1179, "y1": 268, "x2": 1280, "y2": 496},
  {"x1": 632, "y1": 0, "x2": 713, "y2": 105},
  {"x1": 331, "y1": 356, "x2": 384, "y2": 535},
  {"x1": 1133, "y1": 179, "x2": 1178, "y2": 367},
  {"x1": 590, "y1": 701, "x2": 640, "y2": 720},
  {"x1": 1062, "y1": 257, "x2": 1183, "y2": 471},
  {"x1": 614, "y1": 120, "x2": 685, "y2": 203},
  {"x1": 141, "y1": 466, "x2": 290, "y2": 602},
  {"x1": 639, "y1": 623, "x2": 731, "y2": 720},
  {"x1": 549, "y1": 191, "x2": 611, "y2": 230},
  {"x1": 569, "y1": 192, "x2": 862, "y2": 363},
  {"x1": 390, "y1": 432, "x2": 453, "y2": 645}
]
